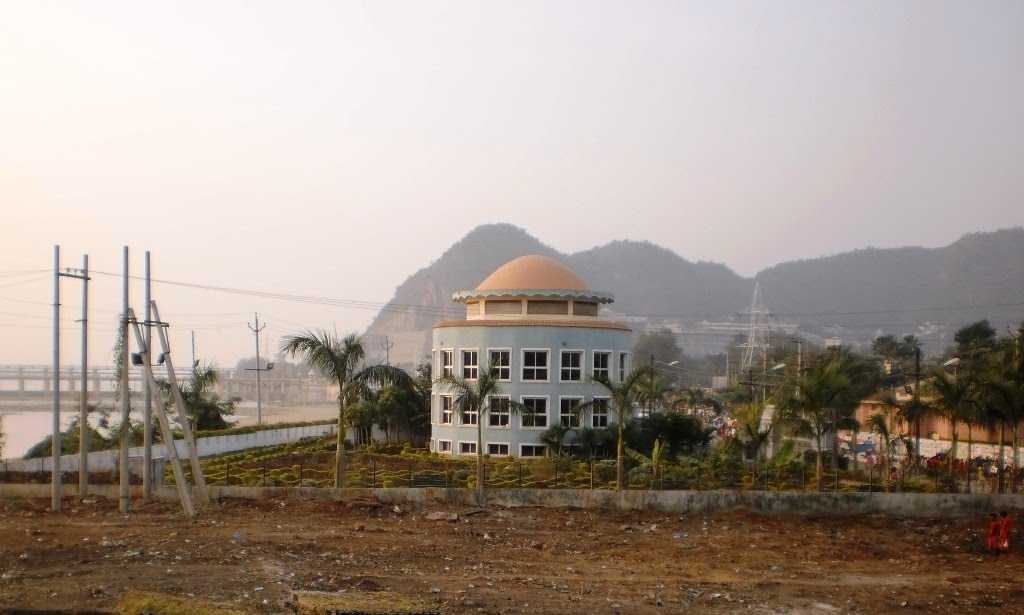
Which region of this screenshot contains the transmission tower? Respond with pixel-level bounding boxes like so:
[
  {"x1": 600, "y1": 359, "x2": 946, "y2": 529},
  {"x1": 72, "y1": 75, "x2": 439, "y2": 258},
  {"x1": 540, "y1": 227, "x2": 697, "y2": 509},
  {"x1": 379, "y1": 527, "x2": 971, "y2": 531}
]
[{"x1": 739, "y1": 281, "x2": 770, "y2": 375}]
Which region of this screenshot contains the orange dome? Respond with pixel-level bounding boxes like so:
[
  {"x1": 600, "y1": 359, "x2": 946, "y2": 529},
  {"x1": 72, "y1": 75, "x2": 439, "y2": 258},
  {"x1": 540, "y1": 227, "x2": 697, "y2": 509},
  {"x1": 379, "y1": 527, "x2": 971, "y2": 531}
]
[{"x1": 476, "y1": 255, "x2": 589, "y2": 291}]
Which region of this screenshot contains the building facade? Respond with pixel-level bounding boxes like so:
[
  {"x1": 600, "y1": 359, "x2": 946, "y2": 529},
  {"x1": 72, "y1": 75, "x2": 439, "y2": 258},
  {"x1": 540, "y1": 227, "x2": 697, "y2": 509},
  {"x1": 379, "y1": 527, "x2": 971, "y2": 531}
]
[{"x1": 430, "y1": 255, "x2": 632, "y2": 457}]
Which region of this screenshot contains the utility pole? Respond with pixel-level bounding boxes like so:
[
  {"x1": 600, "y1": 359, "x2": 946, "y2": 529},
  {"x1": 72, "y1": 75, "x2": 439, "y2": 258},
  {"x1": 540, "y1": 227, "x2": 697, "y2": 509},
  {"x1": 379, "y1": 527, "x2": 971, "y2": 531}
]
[
  {"x1": 793, "y1": 337, "x2": 802, "y2": 400},
  {"x1": 77, "y1": 254, "x2": 89, "y2": 497},
  {"x1": 51, "y1": 245, "x2": 61, "y2": 511},
  {"x1": 142, "y1": 251, "x2": 153, "y2": 501},
  {"x1": 247, "y1": 313, "x2": 269, "y2": 425},
  {"x1": 191, "y1": 331, "x2": 197, "y2": 372},
  {"x1": 649, "y1": 354, "x2": 655, "y2": 417},
  {"x1": 381, "y1": 335, "x2": 394, "y2": 366},
  {"x1": 119, "y1": 246, "x2": 130, "y2": 514}
]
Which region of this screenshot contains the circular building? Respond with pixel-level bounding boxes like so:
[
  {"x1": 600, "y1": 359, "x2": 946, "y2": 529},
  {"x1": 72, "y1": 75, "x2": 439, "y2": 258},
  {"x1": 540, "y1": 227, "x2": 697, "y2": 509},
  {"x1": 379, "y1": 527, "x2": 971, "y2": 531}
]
[{"x1": 430, "y1": 255, "x2": 632, "y2": 458}]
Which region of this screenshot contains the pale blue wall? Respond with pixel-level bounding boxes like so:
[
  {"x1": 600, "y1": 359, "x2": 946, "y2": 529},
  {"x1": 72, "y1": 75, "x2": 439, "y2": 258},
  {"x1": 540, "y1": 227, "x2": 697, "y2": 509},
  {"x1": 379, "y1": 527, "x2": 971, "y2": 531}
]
[{"x1": 430, "y1": 323, "x2": 631, "y2": 456}]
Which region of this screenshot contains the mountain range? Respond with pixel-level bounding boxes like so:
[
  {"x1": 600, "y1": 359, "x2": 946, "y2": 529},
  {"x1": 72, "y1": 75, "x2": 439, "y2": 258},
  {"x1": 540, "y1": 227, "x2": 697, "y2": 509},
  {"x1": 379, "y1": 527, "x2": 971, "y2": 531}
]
[{"x1": 365, "y1": 224, "x2": 1024, "y2": 366}]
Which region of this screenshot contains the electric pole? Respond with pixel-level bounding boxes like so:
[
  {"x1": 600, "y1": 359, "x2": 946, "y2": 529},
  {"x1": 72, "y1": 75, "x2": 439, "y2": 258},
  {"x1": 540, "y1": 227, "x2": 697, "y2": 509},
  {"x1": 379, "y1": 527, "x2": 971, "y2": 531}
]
[
  {"x1": 247, "y1": 314, "x2": 272, "y2": 425},
  {"x1": 142, "y1": 251, "x2": 153, "y2": 500},
  {"x1": 51, "y1": 247, "x2": 89, "y2": 510},
  {"x1": 119, "y1": 246, "x2": 130, "y2": 514},
  {"x1": 51, "y1": 245, "x2": 61, "y2": 511},
  {"x1": 76, "y1": 255, "x2": 89, "y2": 497}
]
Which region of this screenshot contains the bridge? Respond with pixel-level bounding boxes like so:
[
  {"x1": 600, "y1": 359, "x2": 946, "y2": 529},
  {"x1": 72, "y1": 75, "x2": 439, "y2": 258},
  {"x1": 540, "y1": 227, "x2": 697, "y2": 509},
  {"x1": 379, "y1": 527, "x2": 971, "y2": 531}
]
[{"x1": 0, "y1": 365, "x2": 336, "y2": 405}]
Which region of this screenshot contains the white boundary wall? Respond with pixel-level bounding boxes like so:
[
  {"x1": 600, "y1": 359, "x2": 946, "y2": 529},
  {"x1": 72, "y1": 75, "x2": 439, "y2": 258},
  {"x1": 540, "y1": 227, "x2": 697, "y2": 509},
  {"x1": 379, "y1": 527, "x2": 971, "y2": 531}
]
[{"x1": 1, "y1": 423, "x2": 336, "y2": 472}]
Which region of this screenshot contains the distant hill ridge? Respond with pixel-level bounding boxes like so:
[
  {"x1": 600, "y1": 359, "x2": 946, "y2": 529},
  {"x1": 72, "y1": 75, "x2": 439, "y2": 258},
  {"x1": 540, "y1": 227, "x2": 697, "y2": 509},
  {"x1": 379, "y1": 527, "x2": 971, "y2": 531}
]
[{"x1": 365, "y1": 224, "x2": 1024, "y2": 365}]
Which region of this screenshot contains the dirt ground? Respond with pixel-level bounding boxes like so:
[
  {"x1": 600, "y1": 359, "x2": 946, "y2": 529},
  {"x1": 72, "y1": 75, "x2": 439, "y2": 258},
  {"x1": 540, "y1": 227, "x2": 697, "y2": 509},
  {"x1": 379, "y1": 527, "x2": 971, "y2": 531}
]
[{"x1": 0, "y1": 495, "x2": 1021, "y2": 614}]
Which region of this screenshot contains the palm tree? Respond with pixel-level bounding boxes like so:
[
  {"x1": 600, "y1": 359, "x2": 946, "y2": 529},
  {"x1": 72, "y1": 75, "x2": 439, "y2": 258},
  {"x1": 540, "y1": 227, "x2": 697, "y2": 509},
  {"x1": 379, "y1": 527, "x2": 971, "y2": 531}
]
[
  {"x1": 779, "y1": 360, "x2": 850, "y2": 490},
  {"x1": 281, "y1": 331, "x2": 409, "y2": 488},
  {"x1": 866, "y1": 412, "x2": 897, "y2": 491},
  {"x1": 982, "y1": 367, "x2": 1024, "y2": 494},
  {"x1": 576, "y1": 366, "x2": 653, "y2": 490},
  {"x1": 637, "y1": 374, "x2": 674, "y2": 415},
  {"x1": 436, "y1": 369, "x2": 522, "y2": 499},
  {"x1": 927, "y1": 369, "x2": 977, "y2": 485}
]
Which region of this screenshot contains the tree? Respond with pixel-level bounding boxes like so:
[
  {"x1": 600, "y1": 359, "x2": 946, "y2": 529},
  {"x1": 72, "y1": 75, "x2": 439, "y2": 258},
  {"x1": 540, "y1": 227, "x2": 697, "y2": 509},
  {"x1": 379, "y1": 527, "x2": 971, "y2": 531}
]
[
  {"x1": 281, "y1": 331, "x2": 409, "y2": 488},
  {"x1": 779, "y1": 359, "x2": 851, "y2": 490},
  {"x1": 576, "y1": 366, "x2": 653, "y2": 490},
  {"x1": 541, "y1": 424, "x2": 570, "y2": 456},
  {"x1": 436, "y1": 369, "x2": 522, "y2": 499},
  {"x1": 636, "y1": 374, "x2": 675, "y2": 415},
  {"x1": 175, "y1": 365, "x2": 237, "y2": 431},
  {"x1": 866, "y1": 412, "x2": 895, "y2": 491},
  {"x1": 927, "y1": 369, "x2": 978, "y2": 484},
  {"x1": 955, "y1": 320, "x2": 996, "y2": 354},
  {"x1": 632, "y1": 328, "x2": 683, "y2": 367}
]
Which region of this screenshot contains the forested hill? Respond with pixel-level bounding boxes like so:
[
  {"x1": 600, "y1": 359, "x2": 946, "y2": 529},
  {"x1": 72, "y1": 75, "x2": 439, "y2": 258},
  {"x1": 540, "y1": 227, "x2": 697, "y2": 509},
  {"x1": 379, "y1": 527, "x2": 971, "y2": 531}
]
[{"x1": 364, "y1": 224, "x2": 1024, "y2": 365}]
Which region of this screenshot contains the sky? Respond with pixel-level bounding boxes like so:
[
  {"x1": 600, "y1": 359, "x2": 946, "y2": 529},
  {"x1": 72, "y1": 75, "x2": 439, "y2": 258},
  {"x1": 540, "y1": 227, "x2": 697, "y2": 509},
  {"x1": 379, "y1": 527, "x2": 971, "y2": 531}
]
[{"x1": 1, "y1": 0, "x2": 1022, "y2": 366}]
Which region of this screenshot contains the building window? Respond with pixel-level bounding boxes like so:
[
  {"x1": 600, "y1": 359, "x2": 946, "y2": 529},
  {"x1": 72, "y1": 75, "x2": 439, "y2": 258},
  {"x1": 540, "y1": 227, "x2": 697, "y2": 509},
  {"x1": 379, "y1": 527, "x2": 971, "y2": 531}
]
[
  {"x1": 459, "y1": 441, "x2": 477, "y2": 455},
  {"x1": 487, "y1": 443, "x2": 510, "y2": 456},
  {"x1": 573, "y1": 301, "x2": 598, "y2": 316},
  {"x1": 461, "y1": 404, "x2": 478, "y2": 425},
  {"x1": 485, "y1": 300, "x2": 522, "y2": 315},
  {"x1": 488, "y1": 349, "x2": 511, "y2": 381},
  {"x1": 560, "y1": 397, "x2": 582, "y2": 428},
  {"x1": 488, "y1": 396, "x2": 510, "y2": 427},
  {"x1": 462, "y1": 349, "x2": 478, "y2": 380},
  {"x1": 520, "y1": 444, "x2": 547, "y2": 457},
  {"x1": 521, "y1": 397, "x2": 548, "y2": 428},
  {"x1": 591, "y1": 397, "x2": 609, "y2": 428},
  {"x1": 593, "y1": 351, "x2": 610, "y2": 380},
  {"x1": 441, "y1": 349, "x2": 454, "y2": 378},
  {"x1": 560, "y1": 350, "x2": 582, "y2": 382},
  {"x1": 618, "y1": 352, "x2": 629, "y2": 381},
  {"x1": 522, "y1": 350, "x2": 549, "y2": 381},
  {"x1": 440, "y1": 395, "x2": 453, "y2": 424},
  {"x1": 527, "y1": 300, "x2": 568, "y2": 315},
  {"x1": 437, "y1": 440, "x2": 452, "y2": 454}
]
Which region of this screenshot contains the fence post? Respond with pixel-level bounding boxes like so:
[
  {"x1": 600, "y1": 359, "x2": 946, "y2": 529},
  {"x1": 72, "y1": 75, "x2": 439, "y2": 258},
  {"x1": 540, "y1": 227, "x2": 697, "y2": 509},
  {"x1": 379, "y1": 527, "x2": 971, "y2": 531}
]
[
  {"x1": 408, "y1": 461, "x2": 413, "y2": 488},
  {"x1": 553, "y1": 461, "x2": 558, "y2": 486},
  {"x1": 590, "y1": 459, "x2": 594, "y2": 490},
  {"x1": 262, "y1": 464, "x2": 267, "y2": 487},
  {"x1": 371, "y1": 458, "x2": 376, "y2": 489},
  {"x1": 518, "y1": 462, "x2": 522, "y2": 488},
  {"x1": 299, "y1": 462, "x2": 303, "y2": 486},
  {"x1": 226, "y1": 461, "x2": 231, "y2": 486}
]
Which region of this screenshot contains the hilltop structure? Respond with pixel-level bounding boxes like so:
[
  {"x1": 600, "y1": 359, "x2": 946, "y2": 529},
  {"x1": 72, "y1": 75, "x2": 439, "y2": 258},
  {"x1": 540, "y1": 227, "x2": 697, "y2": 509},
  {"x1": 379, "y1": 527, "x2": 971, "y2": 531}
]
[{"x1": 430, "y1": 255, "x2": 632, "y2": 457}]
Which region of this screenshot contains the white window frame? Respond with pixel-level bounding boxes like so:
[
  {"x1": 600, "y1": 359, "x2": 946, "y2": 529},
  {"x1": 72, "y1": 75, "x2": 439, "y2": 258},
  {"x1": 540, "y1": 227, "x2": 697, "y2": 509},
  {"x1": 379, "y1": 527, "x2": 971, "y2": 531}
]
[
  {"x1": 431, "y1": 349, "x2": 438, "y2": 375},
  {"x1": 487, "y1": 347, "x2": 512, "y2": 382},
  {"x1": 458, "y1": 440, "x2": 477, "y2": 455},
  {"x1": 592, "y1": 349, "x2": 612, "y2": 381},
  {"x1": 486, "y1": 442, "x2": 510, "y2": 456},
  {"x1": 460, "y1": 403, "x2": 478, "y2": 426},
  {"x1": 519, "y1": 395, "x2": 549, "y2": 429},
  {"x1": 487, "y1": 394, "x2": 511, "y2": 428},
  {"x1": 521, "y1": 348, "x2": 550, "y2": 382},
  {"x1": 441, "y1": 349, "x2": 454, "y2": 378},
  {"x1": 519, "y1": 443, "x2": 548, "y2": 458},
  {"x1": 440, "y1": 394, "x2": 453, "y2": 425},
  {"x1": 559, "y1": 395, "x2": 584, "y2": 428},
  {"x1": 461, "y1": 348, "x2": 479, "y2": 380},
  {"x1": 559, "y1": 349, "x2": 584, "y2": 383},
  {"x1": 591, "y1": 396, "x2": 610, "y2": 428},
  {"x1": 618, "y1": 351, "x2": 630, "y2": 382},
  {"x1": 437, "y1": 439, "x2": 453, "y2": 454}
]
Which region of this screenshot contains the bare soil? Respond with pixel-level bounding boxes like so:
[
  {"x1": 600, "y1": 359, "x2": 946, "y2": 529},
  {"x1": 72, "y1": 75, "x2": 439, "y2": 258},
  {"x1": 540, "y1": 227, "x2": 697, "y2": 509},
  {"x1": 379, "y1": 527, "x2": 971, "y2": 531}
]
[{"x1": 0, "y1": 495, "x2": 1021, "y2": 614}]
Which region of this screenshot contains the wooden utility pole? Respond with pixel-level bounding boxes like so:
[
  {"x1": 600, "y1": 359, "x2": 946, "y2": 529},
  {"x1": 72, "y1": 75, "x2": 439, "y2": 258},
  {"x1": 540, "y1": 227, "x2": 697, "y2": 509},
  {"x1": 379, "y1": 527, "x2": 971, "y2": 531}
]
[
  {"x1": 126, "y1": 308, "x2": 195, "y2": 518},
  {"x1": 151, "y1": 301, "x2": 210, "y2": 506}
]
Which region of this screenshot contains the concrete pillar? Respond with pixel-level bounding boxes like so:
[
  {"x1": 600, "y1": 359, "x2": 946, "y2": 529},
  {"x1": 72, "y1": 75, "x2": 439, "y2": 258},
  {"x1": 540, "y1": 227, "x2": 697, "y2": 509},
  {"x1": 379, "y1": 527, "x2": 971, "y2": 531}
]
[
  {"x1": 43, "y1": 366, "x2": 51, "y2": 393},
  {"x1": 17, "y1": 367, "x2": 24, "y2": 398}
]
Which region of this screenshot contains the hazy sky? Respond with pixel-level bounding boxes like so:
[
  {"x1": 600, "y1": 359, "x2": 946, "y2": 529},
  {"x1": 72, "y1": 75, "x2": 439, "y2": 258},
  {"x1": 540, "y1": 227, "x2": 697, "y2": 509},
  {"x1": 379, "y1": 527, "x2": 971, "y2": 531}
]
[{"x1": 1, "y1": 1, "x2": 1022, "y2": 366}]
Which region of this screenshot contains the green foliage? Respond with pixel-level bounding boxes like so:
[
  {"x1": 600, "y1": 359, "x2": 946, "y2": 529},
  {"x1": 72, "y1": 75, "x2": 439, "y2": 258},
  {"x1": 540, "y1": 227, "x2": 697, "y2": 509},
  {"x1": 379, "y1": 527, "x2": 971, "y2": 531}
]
[{"x1": 624, "y1": 413, "x2": 711, "y2": 459}]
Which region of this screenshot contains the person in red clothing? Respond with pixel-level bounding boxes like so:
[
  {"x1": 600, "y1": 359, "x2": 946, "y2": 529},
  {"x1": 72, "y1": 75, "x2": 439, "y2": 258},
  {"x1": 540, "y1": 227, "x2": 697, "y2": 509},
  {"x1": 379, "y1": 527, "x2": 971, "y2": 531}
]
[
  {"x1": 987, "y1": 513, "x2": 1001, "y2": 553},
  {"x1": 998, "y1": 511, "x2": 1013, "y2": 553}
]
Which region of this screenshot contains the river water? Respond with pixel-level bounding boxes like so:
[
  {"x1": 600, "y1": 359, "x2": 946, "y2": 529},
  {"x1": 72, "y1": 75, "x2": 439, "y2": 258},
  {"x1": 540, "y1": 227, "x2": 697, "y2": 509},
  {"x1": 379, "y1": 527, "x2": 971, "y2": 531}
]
[{"x1": 0, "y1": 402, "x2": 336, "y2": 459}]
